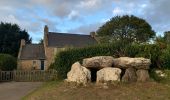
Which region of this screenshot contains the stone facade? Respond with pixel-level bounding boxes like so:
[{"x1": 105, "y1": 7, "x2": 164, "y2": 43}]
[
  {"x1": 18, "y1": 60, "x2": 47, "y2": 70},
  {"x1": 44, "y1": 46, "x2": 54, "y2": 68}
]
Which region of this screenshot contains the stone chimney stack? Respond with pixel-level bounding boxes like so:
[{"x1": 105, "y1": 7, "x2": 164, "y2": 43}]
[
  {"x1": 44, "y1": 25, "x2": 49, "y2": 46},
  {"x1": 44, "y1": 25, "x2": 49, "y2": 34},
  {"x1": 18, "y1": 39, "x2": 25, "y2": 60},
  {"x1": 90, "y1": 31, "x2": 96, "y2": 38},
  {"x1": 20, "y1": 39, "x2": 25, "y2": 47}
]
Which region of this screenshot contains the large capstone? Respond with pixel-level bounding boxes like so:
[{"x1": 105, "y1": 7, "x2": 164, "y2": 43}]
[
  {"x1": 96, "y1": 67, "x2": 121, "y2": 83},
  {"x1": 82, "y1": 56, "x2": 114, "y2": 68},
  {"x1": 113, "y1": 57, "x2": 151, "y2": 69},
  {"x1": 66, "y1": 62, "x2": 91, "y2": 85}
]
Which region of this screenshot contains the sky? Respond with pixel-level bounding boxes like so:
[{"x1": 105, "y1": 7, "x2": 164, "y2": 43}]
[{"x1": 0, "y1": 0, "x2": 170, "y2": 43}]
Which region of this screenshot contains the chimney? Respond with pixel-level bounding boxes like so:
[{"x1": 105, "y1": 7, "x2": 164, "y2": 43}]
[
  {"x1": 20, "y1": 39, "x2": 25, "y2": 47},
  {"x1": 18, "y1": 39, "x2": 25, "y2": 60},
  {"x1": 90, "y1": 31, "x2": 96, "y2": 38},
  {"x1": 44, "y1": 25, "x2": 49, "y2": 34},
  {"x1": 44, "y1": 25, "x2": 49, "y2": 46}
]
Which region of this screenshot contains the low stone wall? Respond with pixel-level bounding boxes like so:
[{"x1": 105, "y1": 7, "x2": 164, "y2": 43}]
[{"x1": 66, "y1": 56, "x2": 151, "y2": 85}]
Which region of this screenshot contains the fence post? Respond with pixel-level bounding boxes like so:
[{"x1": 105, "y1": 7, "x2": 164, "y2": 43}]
[
  {"x1": 0, "y1": 70, "x2": 1, "y2": 82},
  {"x1": 13, "y1": 70, "x2": 16, "y2": 81}
]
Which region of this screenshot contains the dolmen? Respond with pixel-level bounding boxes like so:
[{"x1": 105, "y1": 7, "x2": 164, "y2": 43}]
[{"x1": 66, "y1": 56, "x2": 151, "y2": 85}]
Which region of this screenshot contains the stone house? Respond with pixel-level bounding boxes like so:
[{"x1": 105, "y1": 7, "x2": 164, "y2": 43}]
[{"x1": 17, "y1": 25, "x2": 97, "y2": 70}]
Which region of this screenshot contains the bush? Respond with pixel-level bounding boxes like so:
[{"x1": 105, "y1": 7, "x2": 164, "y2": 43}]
[
  {"x1": 50, "y1": 42, "x2": 161, "y2": 79},
  {"x1": 0, "y1": 54, "x2": 17, "y2": 71},
  {"x1": 132, "y1": 44, "x2": 161, "y2": 69},
  {"x1": 160, "y1": 45, "x2": 170, "y2": 69},
  {"x1": 150, "y1": 69, "x2": 170, "y2": 84}
]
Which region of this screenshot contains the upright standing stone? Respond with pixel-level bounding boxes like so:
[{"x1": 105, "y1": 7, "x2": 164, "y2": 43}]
[
  {"x1": 66, "y1": 62, "x2": 91, "y2": 85},
  {"x1": 122, "y1": 68, "x2": 137, "y2": 82},
  {"x1": 96, "y1": 67, "x2": 121, "y2": 83},
  {"x1": 136, "y1": 69, "x2": 150, "y2": 82}
]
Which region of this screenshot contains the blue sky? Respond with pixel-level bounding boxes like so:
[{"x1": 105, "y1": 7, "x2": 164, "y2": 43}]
[{"x1": 0, "y1": 0, "x2": 170, "y2": 43}]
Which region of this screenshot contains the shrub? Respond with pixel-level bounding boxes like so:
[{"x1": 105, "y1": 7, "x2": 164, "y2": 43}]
[
  {"x1": 150, "y1": 69, "x2": 170, "y2": 83},
  {"x1": 0, "y1": 54, "x2": 17, "y2": 71},
  {"x1": 160, "y1": 45, "x2": 170, "y2": 69},
  {"x1": 133, "y1": 44, "x2": 161, "y2": 69},
  {"x1": 50, "y1": 43, "x2": 161, "y2": 79}
]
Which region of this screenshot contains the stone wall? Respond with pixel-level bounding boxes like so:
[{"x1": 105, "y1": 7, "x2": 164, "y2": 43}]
[
  {"x1": 44, "y1": 46, "x2": 54, "y2": 68},
  {"x1": 44, "y1": 46, "x2": 66, "y2": 69}
]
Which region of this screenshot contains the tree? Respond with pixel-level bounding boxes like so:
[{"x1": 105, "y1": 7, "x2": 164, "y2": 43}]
[
  {"x1": 155, "y1": 35, "x2": 167, "y2": 49},
  {"x1": 38, "y1": 39, "x2": 43, "y2": 44},
  {"x1": 0, "y1": 22, "x2": 31, "y2": 57},
  {"x1": 164, "y1": 31, "x2": 170, "y2": 44},
  {"x1": 155, "y1": 31, "x2": 170, "y2": 49},
  {"x1": 96, "y1": 15, "x2": 155, "y2": 43}
]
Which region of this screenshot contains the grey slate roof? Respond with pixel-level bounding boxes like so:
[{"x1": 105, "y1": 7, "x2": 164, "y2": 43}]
[
  {"x1": 20, "y1": 44, "x2": 45, "y2": 60},
  {"x1": 48, "y1": 32, "x2": 97, "y2": 47}
]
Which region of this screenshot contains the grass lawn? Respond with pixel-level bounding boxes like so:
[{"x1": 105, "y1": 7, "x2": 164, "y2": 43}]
[{"x1": 23, "y1": 70, "x2": 170, "y2": 100}]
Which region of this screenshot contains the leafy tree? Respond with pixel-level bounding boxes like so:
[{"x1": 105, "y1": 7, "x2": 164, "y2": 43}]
[
  {"x1": 155, "y1": 35, "x2": 167, "y2": 49},
  {"x1": 96, "y1": 15, "x2": 155, "y2": 43},
  {"x1": 164, "y1": 31, "x2": 170, "y2": 44},
  {"x1": 155, "y1": 31, "x2": 170, "y2": 49},
  {"x1": 0, "y1": 22, "x2": 31, "y2": 57},
  {"x1": 38, "y1": 39, "x2": 43, "y2": 44}
]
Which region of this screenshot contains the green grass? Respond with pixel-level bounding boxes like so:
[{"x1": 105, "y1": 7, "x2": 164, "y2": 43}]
[{"x1": 23, "y1": 70, "x2": 170, "y2": 100}]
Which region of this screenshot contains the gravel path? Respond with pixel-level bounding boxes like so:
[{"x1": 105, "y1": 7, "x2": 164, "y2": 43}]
[{"x1": 0, "y1": 82, "x2": 43, "y2": 100}]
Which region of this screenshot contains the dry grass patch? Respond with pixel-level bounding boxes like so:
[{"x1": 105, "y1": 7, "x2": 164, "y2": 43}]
[{"x1": 23, "y1": 80, "x2": 170, "y2": 100}]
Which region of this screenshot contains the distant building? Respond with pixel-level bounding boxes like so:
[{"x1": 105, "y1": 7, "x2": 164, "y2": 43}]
[{"x1": 17, "y1": 25, "x2": 97, "y2": 70}]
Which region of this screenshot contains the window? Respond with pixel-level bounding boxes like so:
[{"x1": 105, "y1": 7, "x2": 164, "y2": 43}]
[{"x1": 32, "y1": 61, "x2": 36, "y2": 70}]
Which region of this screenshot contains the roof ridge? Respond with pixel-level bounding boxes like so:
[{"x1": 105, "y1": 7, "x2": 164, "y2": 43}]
[
  {"x1": 49, "y1": 32, "x2": 90, "y2": 36},
  {"x1": 25, "y1": 44, "x2": 43, "y2": 46}
]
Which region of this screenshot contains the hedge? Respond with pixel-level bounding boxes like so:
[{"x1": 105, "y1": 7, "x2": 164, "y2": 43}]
[
  {"x1": 50, "y1": 42, "x2": 161, "y2": 79},
  {"x1": 0, "y1": 54, "x2": 17, "y2": 71},
  {"x1": 160, "y1": 45, "x2": 170, "y2": 69}
]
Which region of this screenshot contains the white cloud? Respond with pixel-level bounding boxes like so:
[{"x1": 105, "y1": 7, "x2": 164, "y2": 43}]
[
  {"x1": 0, "y1": 14, "x2": 34, "y2": 32},
  {"x1": 141, "y1": 4, "x2": 147, "y2": 8},
  {"x1": 112, "y1": 7, "x2": 124, "y2": 15},
  {"x1": 2, "y1": 15, "x2": 20, "y2": 24},
  {"x1": 68, "y1": 10, "x2": 80, "y2": 20},
  {"x1": 78, "y1": 0, "x2": 98, "y2": 8},
  {"x1": 68, "y1": 22, "x2": 103, "y2": 34}
]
